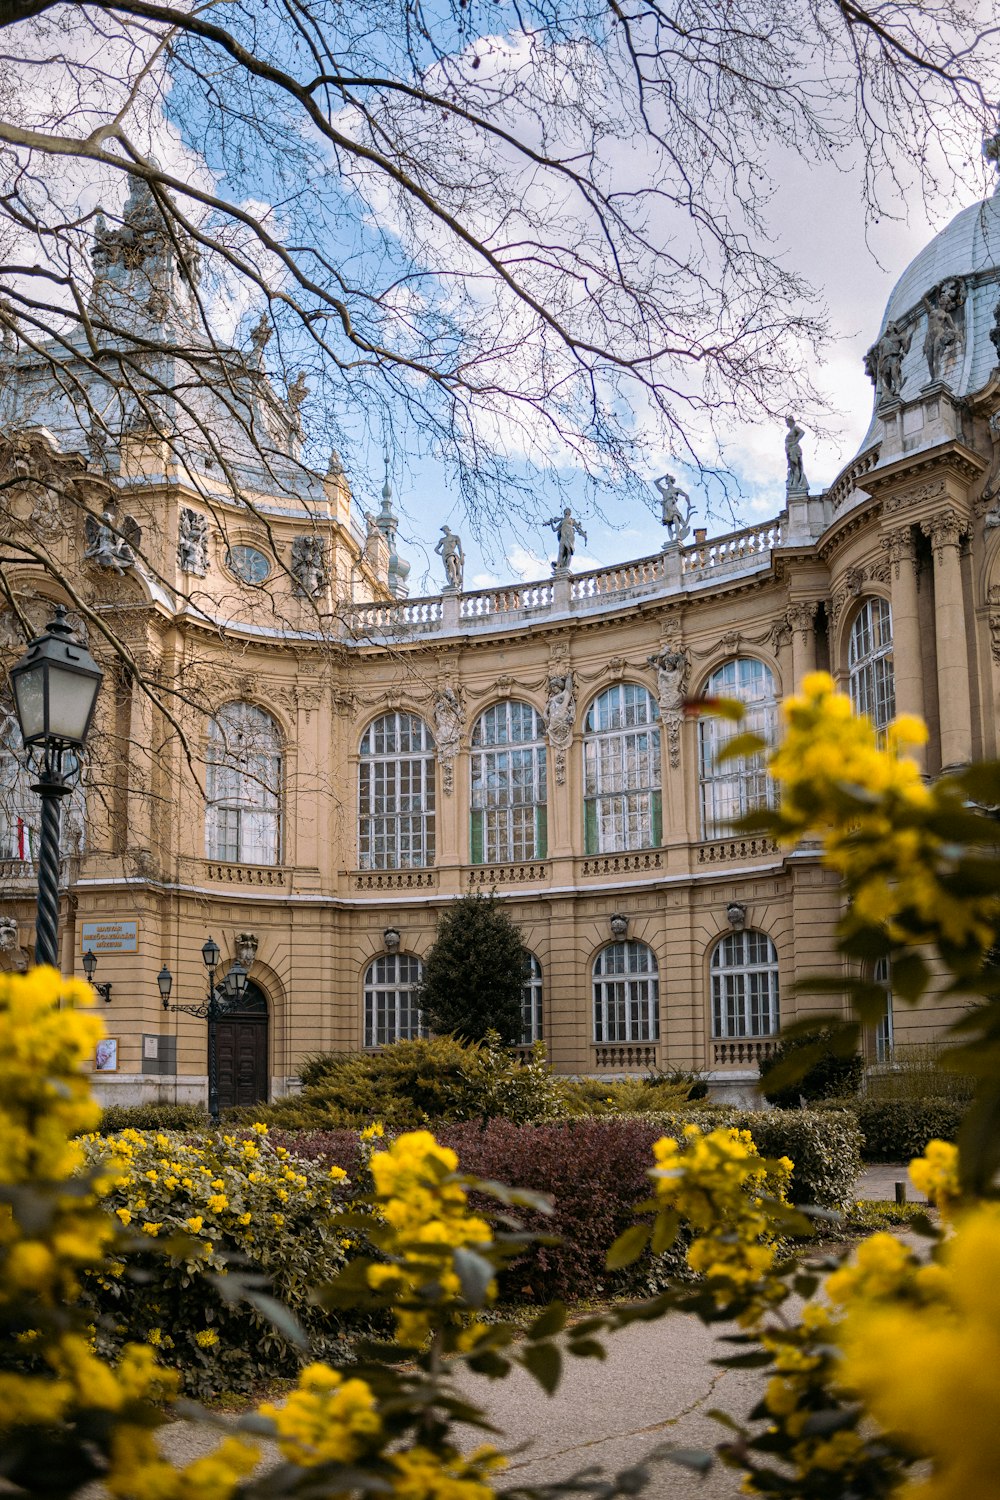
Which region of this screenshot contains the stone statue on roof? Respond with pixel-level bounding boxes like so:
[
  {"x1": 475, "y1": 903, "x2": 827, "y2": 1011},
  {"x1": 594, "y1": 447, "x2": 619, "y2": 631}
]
[{"x1": 547, "y1": 507, "x2": 587, "y2": 572}]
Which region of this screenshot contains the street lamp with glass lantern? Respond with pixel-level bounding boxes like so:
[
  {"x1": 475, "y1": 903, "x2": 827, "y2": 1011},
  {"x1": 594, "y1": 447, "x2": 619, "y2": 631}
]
[
  {"x1": 158, "y1": 940, "x2": 249, "y2": 1123},
  {"x1": 9, "y1": 606, "x2": 103, "y2": 968}
]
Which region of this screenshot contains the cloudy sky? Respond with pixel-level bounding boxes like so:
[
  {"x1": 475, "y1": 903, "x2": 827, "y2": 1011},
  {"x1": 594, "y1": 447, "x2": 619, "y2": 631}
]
[{"x1": 390, "y1": 149, "x2": 987, "y2": 595}]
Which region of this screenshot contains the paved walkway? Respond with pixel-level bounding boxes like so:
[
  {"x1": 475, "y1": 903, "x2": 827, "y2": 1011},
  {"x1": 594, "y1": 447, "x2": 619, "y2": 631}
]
[{"x1": 855, "y1": 1163, "x2": 927, "y2": 1202}]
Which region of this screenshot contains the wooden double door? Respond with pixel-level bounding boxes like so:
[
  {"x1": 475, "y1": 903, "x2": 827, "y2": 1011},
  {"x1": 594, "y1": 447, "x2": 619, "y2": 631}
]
[{"x1": 214, "y1": 983, "x2": 269, "y2": 1111}]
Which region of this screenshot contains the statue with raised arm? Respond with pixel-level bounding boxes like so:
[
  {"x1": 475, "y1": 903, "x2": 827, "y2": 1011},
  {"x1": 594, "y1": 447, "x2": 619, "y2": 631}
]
[
  {"x1": 654, "y1": 473, "x2": 693, "y2": 544},
  {"x1": 547, "y1": 507, "x2": 587, "y2": 571},
  {"x1": 784, "y1": 415, "x2": 807, "y2": 493},
  {"x1": 84, "y1": 505, "x2": 140, "y2": 573},
  {"x1": 434, "y1": 525, "x2": 464, "y2": 591}
]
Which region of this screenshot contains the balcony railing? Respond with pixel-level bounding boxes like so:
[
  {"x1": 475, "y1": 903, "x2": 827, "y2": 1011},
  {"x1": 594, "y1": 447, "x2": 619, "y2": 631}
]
[
  {"x1": 696, "y1": 837, "x2": 780, "y2": 865},
  {"x1": 711, "y1": 1037, "x2": 775, "y2": 1068},
  {"x1": 352, "y1": 868, "x2": 438, "y2": 891},
  {"x1": 593, "y1": 1042, "x2": 660, "y2": 1071}
]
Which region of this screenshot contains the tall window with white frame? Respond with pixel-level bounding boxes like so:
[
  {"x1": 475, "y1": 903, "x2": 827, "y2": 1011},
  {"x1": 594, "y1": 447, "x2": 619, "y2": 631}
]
[
  {"x1": 710, "y1": 930, "x2": 780, "y2": 1042},
  {"x1": 873, "y1": 955, "x2": 894, "y2": 1064},
  {"x1": 583, "y1": 684, "x2": 661, "y2": 854},
  {"x1": 699, "y1": 658, "x2": 777, "y2": 839},
  {"x1": 364, "y1": 953, "x2": 425, "y2": 1047},
  {"x1": 205, "y1": 702, "x2": 282, "y2": 865},
  {"x1": 593, "y1": 940, "x2": 659, "y2": 1043},
  {"x1": 358, "y1": 712, "x2": 436, "y2": 869},
  {"x1": 848, "y1": 597, "x2": 895, "y2": 743},
  {"x1": 521, "y1": 953, "x2": 543, "y2": 1045},
  {"x1": 0, "y1": 711, "x2": 38, "y2": 863},
  {"x1": 470, "y1": 700, "x2": 547, "y2": 864}
]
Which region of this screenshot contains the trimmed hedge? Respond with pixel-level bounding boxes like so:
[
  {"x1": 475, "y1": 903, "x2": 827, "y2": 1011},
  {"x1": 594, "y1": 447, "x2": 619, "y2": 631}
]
[
  {"x1": 267, "y1": 1109, "x2": 862, "y2": 1305},
  {"x1": 96, "y1": 1102, "x2": 211, "y2": 1135},
  {"x1": 854, "y1": 1097, "x2": 967, "y2": 1162}
]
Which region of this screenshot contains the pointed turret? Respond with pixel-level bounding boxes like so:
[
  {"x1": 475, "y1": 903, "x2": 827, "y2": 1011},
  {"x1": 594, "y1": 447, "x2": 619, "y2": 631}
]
[{"x1": 377, "y1": 454, "x2": 410, "y2": 598}]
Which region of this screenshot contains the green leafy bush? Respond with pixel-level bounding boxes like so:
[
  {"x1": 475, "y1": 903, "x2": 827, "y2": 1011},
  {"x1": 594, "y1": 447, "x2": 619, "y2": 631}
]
[
  {"x1": 758, "y1": 1026, "x2": 864, "y2": 1106},
  {"x1": 240, "y1": 1034, "x2": 565, "y2": 1129},
  {"x1": 82, "y1": 1126, "x2": 362, "y2": 1396},
  {"x1": 96, "y1": 1101, "x2": 212, "y2": 1135},
  {"x1": 556, "y1": 1074, "x2": 698, "y2": 1115},
  {"x1": 855, "y1": 1097, "x2": 967, "y2": 1161}
]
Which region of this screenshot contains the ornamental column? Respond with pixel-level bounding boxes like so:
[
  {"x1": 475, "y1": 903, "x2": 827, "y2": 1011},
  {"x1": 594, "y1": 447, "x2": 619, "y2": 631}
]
[
  {"x1": 920, "y1": 511, "x2": 972, "y2": 771},
  {"x1": 786, "y1": 601, "x2": 818, "y2": 691},
  {"x1": 881, "y1": 526, "x2": 925, "y2": 770}
]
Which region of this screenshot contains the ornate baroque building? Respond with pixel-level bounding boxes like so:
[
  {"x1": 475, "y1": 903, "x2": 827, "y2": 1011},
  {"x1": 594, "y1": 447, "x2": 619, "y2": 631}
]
[{"x1": 2, "y1": 179, "x2": 1000, "y2": 1108}]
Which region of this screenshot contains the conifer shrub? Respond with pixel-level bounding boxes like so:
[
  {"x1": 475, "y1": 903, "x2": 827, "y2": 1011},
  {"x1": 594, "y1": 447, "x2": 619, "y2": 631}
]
[{"x1": 419, "y1": 889, "x2": 528, "y2": 1043}]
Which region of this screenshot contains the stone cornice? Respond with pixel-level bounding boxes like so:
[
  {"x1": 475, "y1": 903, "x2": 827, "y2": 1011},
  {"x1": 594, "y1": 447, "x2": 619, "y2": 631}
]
[{"x1": 856, "y1": 440, "x2": 987, "y2": 503}]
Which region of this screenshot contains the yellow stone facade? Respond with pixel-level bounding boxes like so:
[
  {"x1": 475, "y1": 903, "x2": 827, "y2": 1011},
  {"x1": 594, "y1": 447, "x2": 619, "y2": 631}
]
[{"x1": 2, "y1": 190, "x2": 1000, "y2": 1108}]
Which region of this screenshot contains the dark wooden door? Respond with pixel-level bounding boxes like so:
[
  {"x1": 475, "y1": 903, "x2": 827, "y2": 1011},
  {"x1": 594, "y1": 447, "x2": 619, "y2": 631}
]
[{"x1": 214, "y1": 984, "x2": 269, "y2": 1111}]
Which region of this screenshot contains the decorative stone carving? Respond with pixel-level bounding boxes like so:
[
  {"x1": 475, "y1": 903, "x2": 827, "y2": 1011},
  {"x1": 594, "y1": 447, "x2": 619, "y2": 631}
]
[
  {"x1": 286, "y1": 372, "x2": 308, "y2": 430},
  {"x1": 989, "y1": 614, "x2": 1000, "y2": 665},
  {"x1": 432, "y1": 686, "x2": 463, "y2": 795},
  {"x1": 547, "y1": 508, "x2": 587, "y2": 572},
  {"x1": 0, "y1": 916, "x2": 17, "y2": 953},
  {"x1": 609, "y1": 913, "x2": 629, "y2": 939},
  {"x1": 654, "y1": 474, "x2": 692, "y2": 545},
  {"x1": 383, "y1": 926, "x2": 401, "y2": 953},
  {"x1": 880, "y1": 526, "x2": 917, "y2": 578},
  {"x1": 250, "y1": 313, "x2": 272, "y2": 362},
  {"x1": 767, "y1": 616, "x2": 792, "y2": 652},
  {"x1": 290, "y1": 535, "x2": 328, "y2": 597},
  {"x1": 647, "y1": 647, "x2": 689, "y2": 769},
  {"x1": 845, "y1": 565, "x2": 865, "y2": 597},
  {"x1": 545, "y1": 670, "x2": 576, "y2": 786},
  {"x1": 434, "y1": 526, "x2": 464, "y2": 591},
  {"x1": 29, "y1": 485, "x2": 61, "y2": 535},
  {"x1": 922, "y1": 277, "x2": 966, "y2": 384},
  {"x1": 605, "y1": 656, "x2": 627, "y2": 678},
  {"x1": 864, "y1": 320, "x2": 911, "y2": 401},
  {"x1": 990, "y1": 299, "x2": 1000, "y2": 369},
  {"x1": 920, "y1": 510, "x2": 964, "y2": 561},
  {"x1": 726, "y1": 901, "x2": 747, "y2": 931},
  {"x1": 84, "y1": 506, "x2": 140, "y2": 573},
  {"x1": 784, "y1": 415, "x2": 807, "y2": 494},
  {"x1": 177, "y1": 507, "x2": 209, "y2": 576},
  {"x1": 786, "y1": 600, "x2": 818, "y2": 637},
  {"x1": 236, "y1": 932, "x2": 258, "y2": 967}
]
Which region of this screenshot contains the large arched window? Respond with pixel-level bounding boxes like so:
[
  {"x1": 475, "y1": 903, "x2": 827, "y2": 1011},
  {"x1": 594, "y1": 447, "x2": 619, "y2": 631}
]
[
  {"x1": 710, "y1": 930, "x2": 780, "y2": 1039},
  {"x1": 364, "y1": 953, "x2": 425, "y2": 1047},
  {"x1": 521, "y1": 953, "x2": 543, "y2": 1045},
  {"x1": 359, "y1": 712, "x2": 436, "y2": 869},
  {"x1": 699, "y1": 658, "x2": 777, "y2": 839},
  {"x1": 873, "y1": 954, "x2": 893, "y2": 1063},
  {"x1": 593, "y1": 940, "x2": 659, "y2": 1043},
  {"x1": 849, "y1": 597, "x2": 895, "y2": 740},
  {"x1": 206, "y1": 702, "x2": 282, "y2": 865},
  {"x1": 0, "y1": 713, "x2": 37, "y2": 863},
  {"x1": 470, "y1": 701, "x2": 547, "y2": 864},
  {"x1": 583, "y1": 685, "x2": 661, "y2": 854}
]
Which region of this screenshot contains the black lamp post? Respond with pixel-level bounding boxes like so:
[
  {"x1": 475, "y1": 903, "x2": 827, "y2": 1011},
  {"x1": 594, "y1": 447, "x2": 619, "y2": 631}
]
[
  {"x1": 158, "y1": 939, "x2": 248, "y2": 1123},
  {"x1": 9, "y1": 606, "x2": 103, "y2": 968}
]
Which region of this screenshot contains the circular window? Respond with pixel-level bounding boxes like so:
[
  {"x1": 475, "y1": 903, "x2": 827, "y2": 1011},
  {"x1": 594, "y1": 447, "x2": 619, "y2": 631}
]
[{"x1": 226, "y1": 545, "x2": 270, "y2": 584}]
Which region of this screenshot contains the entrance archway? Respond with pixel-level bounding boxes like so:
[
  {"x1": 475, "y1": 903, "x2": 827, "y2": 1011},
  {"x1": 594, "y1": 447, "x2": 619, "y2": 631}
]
[{"x1": 214, "y1": 981, "x2": 269, "y2": 1111}]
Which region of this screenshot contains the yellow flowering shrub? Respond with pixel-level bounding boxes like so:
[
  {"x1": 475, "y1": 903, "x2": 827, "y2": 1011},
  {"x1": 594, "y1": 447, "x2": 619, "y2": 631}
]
[{"x1": 81, "y1": 1122, "x2": 358, "y2": 1394}]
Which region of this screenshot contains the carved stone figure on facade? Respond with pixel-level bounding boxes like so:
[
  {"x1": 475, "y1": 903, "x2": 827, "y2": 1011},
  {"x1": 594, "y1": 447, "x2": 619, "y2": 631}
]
[
  {"x1": 545, "y1": 670, "x2": 576, "y2": 786},
  {"x1": 29, "y1": 484, "x2": 61, "y2": 535},
  {"x1": 363, "y1": 512, "x2": 381, "y2": 562},
  {"x1": 990, "y1": 298, "x2": 1000, "y2": 369},
  {"x1": 177, "y1": 507, "x2": 209, "y2": 576},
  {"x1": 290, "y1": 535, "x2": 328, "y2": 598},
  {"x1": 0, "y1": 916, "x2": 17, "y2": 953},
  {"x1": 236, "y1": 932, "x2": 258, "y2": 968},
  {"x1": 286, "y1": 372, "x2": 308, "y2": 434},
  {"x1": 84, "y1": 506, "x2": 140, "y2": 573},
  {"x1": 784, "y1": 415, "x2": 807, "y2": 493},
  {"x1": 250, "y1": 313, "x2": 273, "y2": 364},
  {"x1": 547, "y1": 507, "x2": 587, "y2": 572},
  {"x1": 654, "y1": 474, "x2": 693, "y2": 545},
  {"x1": 923, "y1": 277, "x2": 966, "y2": 384},
  {"x1": 982, "y1": 411, "x2": 1000, "y2": 526},
  {"x1": 435, "y1": 526, "x2": 464, "y2": 591},
  {"x1": 864, "y1": 319, "x2": 911, "y2": 401},
  {"x1": 647, "y1": 646, "x2": 689, "y2": 768},
  {"x1": 433, "y1": 686, "x2": 463, "y2": 796}
]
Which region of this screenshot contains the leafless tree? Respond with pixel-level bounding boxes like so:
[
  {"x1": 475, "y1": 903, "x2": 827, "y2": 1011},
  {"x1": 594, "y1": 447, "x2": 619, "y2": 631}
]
[{"x1": 0, "y1": 0, "x2": 993, "y2": 815}]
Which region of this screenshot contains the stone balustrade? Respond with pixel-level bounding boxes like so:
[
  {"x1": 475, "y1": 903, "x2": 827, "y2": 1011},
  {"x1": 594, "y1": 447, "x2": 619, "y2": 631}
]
[
  {"x1": 338, "y1": 513, "x2": 788, "y2": 643},
  {"x1": 711, "y1": 1037, "x2": 775, "y2": 1067}
]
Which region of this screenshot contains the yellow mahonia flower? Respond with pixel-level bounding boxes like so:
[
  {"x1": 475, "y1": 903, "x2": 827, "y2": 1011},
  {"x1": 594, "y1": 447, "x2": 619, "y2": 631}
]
[
  {"x1": 260, "y1": 1362, "x2": 381, "y2": 1467},
  {"x1": 194, "y1": 1329, "x2": 219, "y2": 1349},
  {"x1": 909, "y1": 1139, "x2": 962, "y2": 1217}
]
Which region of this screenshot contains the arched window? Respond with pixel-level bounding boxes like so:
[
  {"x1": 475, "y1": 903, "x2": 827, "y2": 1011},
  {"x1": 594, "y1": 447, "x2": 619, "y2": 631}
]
[
  {"x1": 206, "y1": 703, "x2": 282, "y2": 865},
  {"x1": 699, "y1": 658, "x2": 777, "y2": 839},
  {"x1": 873, "y1": 955, "x2": 893, "y2": 1063},
  {"x1": 710, "y1": 930, "x2": 780, "y2": 1039},
  {"x1": 364, "y1": 953, "x2": 425, "y2": 1047},
  {"x1": 593, "y1": 941, "x2": 659, "y2": 1043},
  {"x1": 359, "y1": 712, "x2": 436, "y2": 869},
  {"x1": 583, "y1": 685, "x2": 661, "y2": 854},
  {"x1": 0, "y1": 713, "x2": 37, "y2": 863},
  {"x1": 470, "y1": 701, "x2": 547, "y2": 864},
  {"x1": 849, "y1": 598, "x2": 895, "y2": 740},
  {"x1": 521, "y1": 953, "x2": 543, "y2": 1045}
]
